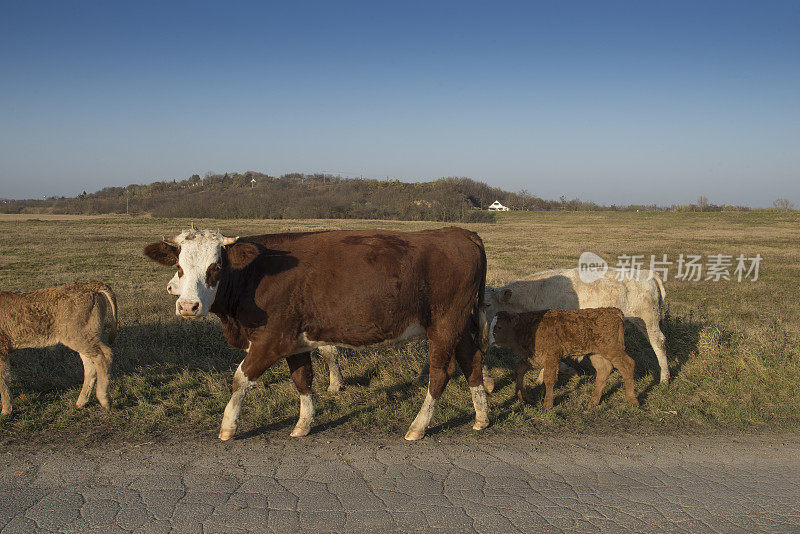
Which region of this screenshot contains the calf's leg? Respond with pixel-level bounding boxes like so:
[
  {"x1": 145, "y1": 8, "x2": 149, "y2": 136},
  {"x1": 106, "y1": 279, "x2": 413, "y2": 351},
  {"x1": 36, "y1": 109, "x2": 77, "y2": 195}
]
[
  {"x1": 0, "y1": 351, "x2": 12, "y2": 415},
  {"x1": 76, "y1": 353, "x2": 97, "y2": 408},
  {"x1": 317, "y1": 345, "x2": 344, "y2": 393},
  {"x1": 541, "y1": 360, "x2": 558, "y2": 410},
  {"x1": 515, "y1": 359, "x2": 533, "y2": 403},
  {"x1": 536, "y1": 361, "x2": 578, "y2": 385},
  {"x1": 92, "y1": 344, "x2": 113, "y2": 410},
  {"x1": 68, "y1": 341, "x2": 113, "y2": 410},
  {"x1": 609, "y1": 350, "x2": 639, "y2": 406},
  {"x1": 588, "y1": 354, "x2": 613, "y2": 408},
  {"x1": 288, "y1": 351, "x2": 315, "y2": 437}
]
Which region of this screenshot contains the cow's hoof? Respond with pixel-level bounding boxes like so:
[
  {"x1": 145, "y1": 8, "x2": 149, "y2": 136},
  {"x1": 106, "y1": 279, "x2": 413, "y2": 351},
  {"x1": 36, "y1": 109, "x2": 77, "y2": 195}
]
[
  {"x1": 0, "y1": 407, "x2": 11, "y2": 417},
  {"x1": 483, "y1": 376, "x2": 495, "y2": 394},
  {"x1": 290, "y1": 423, "x2": 311, "y2": 437},
  {"x1": 327, "y1": 383, "x2": 343, "y2": 393},
  {"x1": 660, "y1": 376, "x2": 670, "y2": 384},
  {"x1": 472, "y1": 419, "x2": 489, "y2": 431},
  {"x1": 75, "y1": 397, "x2": 88, "y2": 409},
  {"x1": 218, "y1": 428, "x2": 236, "y2": 441},
  {"x1": 404, "y1": 429, "x2": 425, "y2": 441}
]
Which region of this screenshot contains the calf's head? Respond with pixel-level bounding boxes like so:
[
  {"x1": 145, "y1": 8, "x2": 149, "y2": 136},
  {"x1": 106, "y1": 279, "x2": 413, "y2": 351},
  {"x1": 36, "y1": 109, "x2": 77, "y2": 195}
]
[
  {"x1": 484, "y1": 286, "x2": 514, "y2": 324},
  {"x1": 489, "y1": 311, "x2": 515, "y2": 348},
  {"x1": 144, "y1": 229, "x2": 238, "y2": 317}
]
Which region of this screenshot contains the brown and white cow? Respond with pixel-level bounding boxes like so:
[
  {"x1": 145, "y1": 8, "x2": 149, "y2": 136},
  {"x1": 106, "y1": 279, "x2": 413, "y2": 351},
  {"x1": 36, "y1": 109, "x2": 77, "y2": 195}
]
[{"x1": 144, "y1": 227, "x2": 489, "y2": 441}]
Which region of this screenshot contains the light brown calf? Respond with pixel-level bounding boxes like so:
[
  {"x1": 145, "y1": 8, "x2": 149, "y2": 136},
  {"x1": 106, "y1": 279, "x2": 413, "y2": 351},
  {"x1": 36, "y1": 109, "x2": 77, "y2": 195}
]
[
  {"x1": 0, "y1": 281, "x2": 117, "y2": 415},
  {"x1": 490, "y1": 307, "x2": 638, "y2": 410}
]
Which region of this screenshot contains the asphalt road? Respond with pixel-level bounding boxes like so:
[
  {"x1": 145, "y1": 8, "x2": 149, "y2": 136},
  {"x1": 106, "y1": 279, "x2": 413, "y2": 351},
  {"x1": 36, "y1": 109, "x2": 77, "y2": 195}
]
[{"x1": 2, "y1": 430, "x2": 799, "y2": 533}]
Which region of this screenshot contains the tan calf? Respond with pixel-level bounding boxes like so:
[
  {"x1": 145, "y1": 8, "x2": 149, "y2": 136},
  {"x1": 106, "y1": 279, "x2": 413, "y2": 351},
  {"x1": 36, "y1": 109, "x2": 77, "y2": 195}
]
[
  {"x1": 0, "y1": 281, "x2": 117, "y2": 415},
  {"x1": 490, "y1": 307, "x2": 638, "y2": 410}
]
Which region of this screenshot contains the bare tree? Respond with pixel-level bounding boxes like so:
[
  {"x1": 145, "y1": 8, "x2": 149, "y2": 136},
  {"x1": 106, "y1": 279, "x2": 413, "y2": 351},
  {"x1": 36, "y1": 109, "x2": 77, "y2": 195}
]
[
  {"x1": 773, "y1": 198, "x2": 796, "y2": 211},
  {"x1": 697, "y1": 196, "x2": 709, "y2": 211}
]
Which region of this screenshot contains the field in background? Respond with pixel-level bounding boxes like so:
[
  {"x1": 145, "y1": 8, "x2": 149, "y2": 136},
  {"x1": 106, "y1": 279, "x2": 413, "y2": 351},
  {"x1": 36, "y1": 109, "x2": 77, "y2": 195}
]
[{"x1": 1, "y1": 211, "x2": 799, "y2": 442}]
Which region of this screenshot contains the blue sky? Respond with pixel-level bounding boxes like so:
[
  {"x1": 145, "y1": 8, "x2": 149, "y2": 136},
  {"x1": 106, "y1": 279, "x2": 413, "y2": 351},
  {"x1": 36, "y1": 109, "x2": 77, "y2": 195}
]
[{"x1": 1, "y1": 1, "x2": 798, "y2": 206}]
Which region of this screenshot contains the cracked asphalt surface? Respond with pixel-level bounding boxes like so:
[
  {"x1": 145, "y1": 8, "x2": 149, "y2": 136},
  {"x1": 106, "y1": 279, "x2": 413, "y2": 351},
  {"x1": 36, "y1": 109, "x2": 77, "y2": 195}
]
[{"x1": 2, "y1": 430, "x2": 799, "y2": 533}]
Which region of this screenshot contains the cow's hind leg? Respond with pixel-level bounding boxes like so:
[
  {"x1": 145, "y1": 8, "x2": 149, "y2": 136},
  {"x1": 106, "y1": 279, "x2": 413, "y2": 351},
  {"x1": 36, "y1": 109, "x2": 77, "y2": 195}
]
[
  {"x1": 75, "y1": 353, "x2": 97, "y2": 408},
  {"x1": 632, "y1": 318, "x2": 670, "y2": 383},
  {"x1": 288, "y1": 351, "x2": 315, "y2": 437},
  {"x1": 405, "y1": 335, "x2": 455, "y2": 441},
  {"x1": 646, "y1": 323, "x2": 670, "y2": 384},
  {"x1": 317, "y1": 345, "x2": 343, "y2": 393},
  {"x1": 0, "y1": 351, "x2": 12, "y2": 416},
  {"x1": 454, "y1": 330, "x2": 489, "y2": 431},
  {"x1": 415, "y1": 351, "x2": 494, "y2": 393}
]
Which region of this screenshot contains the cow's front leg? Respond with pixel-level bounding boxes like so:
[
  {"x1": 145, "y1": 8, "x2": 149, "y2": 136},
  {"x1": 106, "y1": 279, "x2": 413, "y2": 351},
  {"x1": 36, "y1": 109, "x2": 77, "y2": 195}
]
[
  {"x1": 219, "y1": 359, "x2": 258, "y2": 441},
  {"x1": 219, "y1": 339, "x2": 285, "y2": 441},
  {"x1": 287, "y1": 351, "x2": 314, "y2": 437}
]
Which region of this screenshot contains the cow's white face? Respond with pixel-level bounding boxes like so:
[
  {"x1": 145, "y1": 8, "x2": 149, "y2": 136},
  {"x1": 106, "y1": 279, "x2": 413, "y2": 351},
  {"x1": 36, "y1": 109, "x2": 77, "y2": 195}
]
[{"x1": 147, "y1": 229, "x2": 238, "y2": 317}]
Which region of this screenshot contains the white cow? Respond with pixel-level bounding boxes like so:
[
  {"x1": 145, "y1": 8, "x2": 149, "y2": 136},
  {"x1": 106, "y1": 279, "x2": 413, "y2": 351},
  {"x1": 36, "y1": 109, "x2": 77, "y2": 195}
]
[{"x1": 484, "y1": 268, "x2": 669, "y2": 383}]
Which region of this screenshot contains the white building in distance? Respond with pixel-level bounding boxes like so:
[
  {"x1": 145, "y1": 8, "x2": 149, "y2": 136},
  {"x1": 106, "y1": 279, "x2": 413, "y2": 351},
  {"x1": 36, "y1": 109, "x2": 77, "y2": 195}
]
[{"x1": 487, "y1": 200, "x2": 509, "y2": 211}]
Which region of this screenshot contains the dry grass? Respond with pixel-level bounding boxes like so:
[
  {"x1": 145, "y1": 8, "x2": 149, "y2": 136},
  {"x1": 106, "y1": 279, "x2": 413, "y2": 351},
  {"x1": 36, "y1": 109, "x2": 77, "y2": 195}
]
[{"x1": 1, "y1": 211, "x2": 799, "y2": 441}]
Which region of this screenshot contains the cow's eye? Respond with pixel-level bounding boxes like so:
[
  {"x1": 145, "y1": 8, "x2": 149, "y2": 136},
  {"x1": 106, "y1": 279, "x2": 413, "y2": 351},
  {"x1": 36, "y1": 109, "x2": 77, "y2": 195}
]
[
  {"x1": 210, "y1": 263, "x2": 220, "y2": 272},
  {"x1": 177, "y1": 267, "x2": 184, "y2": 277}
]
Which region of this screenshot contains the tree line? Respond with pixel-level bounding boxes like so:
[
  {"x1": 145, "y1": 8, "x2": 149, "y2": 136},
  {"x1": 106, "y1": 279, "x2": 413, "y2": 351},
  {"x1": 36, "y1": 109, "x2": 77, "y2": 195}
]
[{"x1": 1, "y1": 172, "x2": 774, "y2": 222}]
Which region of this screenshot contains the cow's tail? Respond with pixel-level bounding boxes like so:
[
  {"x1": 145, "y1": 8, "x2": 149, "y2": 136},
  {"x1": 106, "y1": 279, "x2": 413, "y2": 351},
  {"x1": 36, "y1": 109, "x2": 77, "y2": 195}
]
[
  {"x1": 652, "y1": 272, "x2": 666, "y2": 320},
  {"x1": 92, "y1": 282, "x2": 118, "y2": 344},
  {"x1": 468, "y1": 232, "x2": 489, "y2": 355}
]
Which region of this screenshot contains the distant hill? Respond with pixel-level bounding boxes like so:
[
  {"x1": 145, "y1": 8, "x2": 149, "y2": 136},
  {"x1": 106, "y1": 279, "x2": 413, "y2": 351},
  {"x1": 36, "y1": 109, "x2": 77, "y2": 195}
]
[{"x1": 0, "y1": 172, "x2": 746, "y2": 222}]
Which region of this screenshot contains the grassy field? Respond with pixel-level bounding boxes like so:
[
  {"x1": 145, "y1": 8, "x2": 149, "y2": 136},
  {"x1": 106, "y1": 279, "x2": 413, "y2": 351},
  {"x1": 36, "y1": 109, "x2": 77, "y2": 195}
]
[{"x1": 1, "y1": 211, "x2": 799, "y2": 442}]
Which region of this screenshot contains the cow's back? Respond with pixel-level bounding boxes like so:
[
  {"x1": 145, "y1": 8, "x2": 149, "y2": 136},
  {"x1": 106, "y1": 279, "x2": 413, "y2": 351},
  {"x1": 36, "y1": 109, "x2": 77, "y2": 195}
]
[
  {"x1": 494, "y1": 268, "x2": 662, "y2": 319},
  {"x1": 225, "y1": 227, "x2": 486, "y2": 347}
]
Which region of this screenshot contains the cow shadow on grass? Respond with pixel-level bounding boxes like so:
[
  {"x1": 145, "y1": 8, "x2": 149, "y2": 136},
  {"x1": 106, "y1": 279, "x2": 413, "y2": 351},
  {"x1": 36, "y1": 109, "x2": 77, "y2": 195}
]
[{"x1": 238, "y1": 377, "x2": 426, "y2": 440}]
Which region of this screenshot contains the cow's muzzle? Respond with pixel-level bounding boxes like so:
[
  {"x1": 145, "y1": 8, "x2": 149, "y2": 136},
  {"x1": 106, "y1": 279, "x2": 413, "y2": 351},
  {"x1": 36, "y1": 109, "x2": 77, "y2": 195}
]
[{"x1": 176, "y1": 299, "x2": 202, "y2": 316}]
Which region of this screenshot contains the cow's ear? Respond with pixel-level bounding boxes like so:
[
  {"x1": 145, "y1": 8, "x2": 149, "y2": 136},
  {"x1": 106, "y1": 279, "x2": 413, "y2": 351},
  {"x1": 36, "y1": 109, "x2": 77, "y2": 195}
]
[
  {"x1": 144, "y1": 241, "x2": 179, "y2": 266},
  {"x1": 500, "y1": 288, "x2": 513, "y2": 303},
  {"x1": 226, "y1": 242, "x2": 259, "y2": 269}
]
